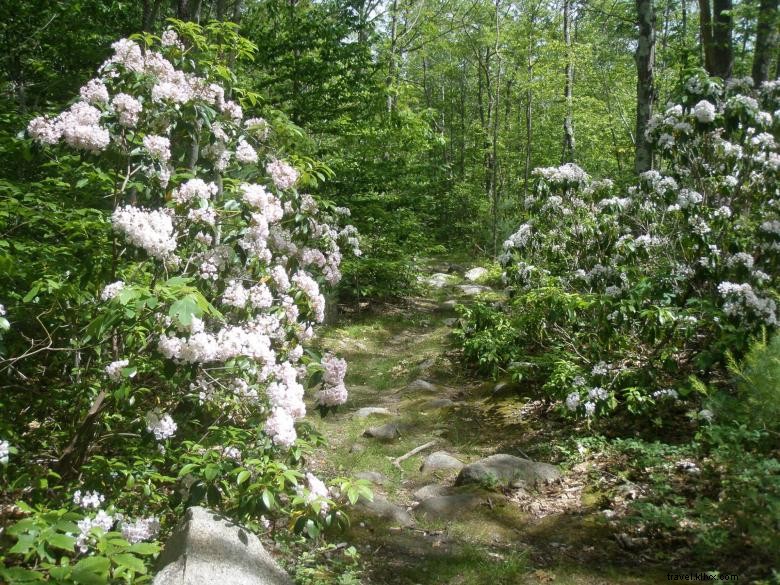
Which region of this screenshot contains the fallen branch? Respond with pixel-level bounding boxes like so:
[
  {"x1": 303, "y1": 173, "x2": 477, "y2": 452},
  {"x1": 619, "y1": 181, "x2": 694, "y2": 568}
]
[{"x1": 392, "y1": 440, "x2": 438, "y2": 469}]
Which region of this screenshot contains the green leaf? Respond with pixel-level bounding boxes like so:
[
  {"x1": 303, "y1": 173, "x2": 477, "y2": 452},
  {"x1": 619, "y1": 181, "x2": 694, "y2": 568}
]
[
  {"x1": 46, "y1": 532, "x2": 76, "y2": 552},
  {"x1": 72, "y1": 556, "x2": 110, "y2": 585},
  {"x1": 9, "y1": 533, "x2": 36, "y2": 555},
  {"x1": 203, "y1": 464, "x2": 220, "y2": 481},
  {"x1": 169, "y1": 294, "x2": 203, "y2": 326},
  {"x1": 237, "y1": 470, "x2": 251, "y2": 485},
  {"x1": 127, "y1": 542, "x2": 160, "y2": 556},
  {"x1": 23, "y1": 284, "x2": 40, "y2": 303},
  {"x1": 112, "y1": 553, "x2": 147, "y2": 574}
]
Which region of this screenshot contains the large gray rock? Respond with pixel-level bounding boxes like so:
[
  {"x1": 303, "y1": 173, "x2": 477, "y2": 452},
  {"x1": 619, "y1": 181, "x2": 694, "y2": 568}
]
[
  {"x1": 354, "y1": 407, "x2": 394, "y2": 419},
  {"x1": 363, "y1": 423, "x2": 400, "y2": 441},
  {"x1": 455, "y1": 454, "x2": 561, "y2": 488},
  {"x1": 414, "y1": 494, "x2": 484, "y2": 520},
  {"x1": 424, "y1": 273, "x2": 455, "y2": 288},
  {"x1": 464, "y1": 267, "x2": 488, "y2": 282},
  {"x1": 354, "y1": 496, "x2": 414, "y2": 527},
  {"x1": 420, "y1": 451, "x2": 464, "y2": 474},
  {"x1": 153, "y1": 506, "x2": 292, "y2": 585}
]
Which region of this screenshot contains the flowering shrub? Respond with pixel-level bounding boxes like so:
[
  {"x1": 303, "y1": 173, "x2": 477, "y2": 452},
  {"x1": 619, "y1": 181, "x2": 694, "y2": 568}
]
[
  {"x1": 461, "y1": 72, "x2": 779, "y2": 418},
  {"x1": 2, "y1": 21, "x2": 360, "y2": 583}
]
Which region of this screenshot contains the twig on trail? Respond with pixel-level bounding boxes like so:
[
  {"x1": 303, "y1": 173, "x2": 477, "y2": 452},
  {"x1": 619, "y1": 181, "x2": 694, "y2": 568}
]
[{"x1": 392, "y1": 440, "x2": 438, "y2": 469}]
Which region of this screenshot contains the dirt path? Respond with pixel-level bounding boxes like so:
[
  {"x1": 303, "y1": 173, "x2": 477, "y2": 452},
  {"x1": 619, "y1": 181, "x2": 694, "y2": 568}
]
[{"x1": 306, "y1": 259, "x2": 665, "y2": 585}]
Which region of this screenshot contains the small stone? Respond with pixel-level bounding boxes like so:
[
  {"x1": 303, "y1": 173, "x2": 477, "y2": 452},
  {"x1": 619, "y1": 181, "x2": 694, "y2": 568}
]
[
  {"x1": 363, "y1": 423, "x2": 400, "y2": 441},
  {"x1": 414, "y1": 494, "x2": 483, "y2": 520},
  {"x1": 421, "y1": 398, "x2": 454, "y2": 410},
  {"x1": 354, "y1": 407, "x2": 394, "y2": 419},
  {"x1": 420, "y1": 451, "x2": 464, "y2": 473},
  {"x1": 464, "y1": 267, "x2": 488, "y2": 282},
  {"x1": 440, "y1": 300, "x2": 458, "y2": 310},
  {"x1": 458, "y1": 284, "x2": 491, "y2": 296},
  {"x1": 413, "y1": 484, "x2": 449, "y2": 500},
  {"x1": 406, "y1": 379, "x2": 439, "y2": 393},
  {"x1": 442, "y1": 318, "x2": 458, "y2": 327},
  {"x1": 355, "y1": 471, "x2": 388, "y2": 486},
  {"x1": 456, "y1": 454, "x2": 561, "y2": 488},
  {"x1": 349, "y1": 443, "x2": 366, "y2": 454},
  {"x1": 354, "y1": 496, "x2": 414, "y2": 527}
]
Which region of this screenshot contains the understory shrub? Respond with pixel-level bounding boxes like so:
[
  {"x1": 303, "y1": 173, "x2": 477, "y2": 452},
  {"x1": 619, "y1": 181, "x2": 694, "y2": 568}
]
[
  {"x1": 1, "y1": 22, "x2": 366, "y2": 583},
  {"x1": 459, "y1": 71, "x2": 780, "y2": 418}
]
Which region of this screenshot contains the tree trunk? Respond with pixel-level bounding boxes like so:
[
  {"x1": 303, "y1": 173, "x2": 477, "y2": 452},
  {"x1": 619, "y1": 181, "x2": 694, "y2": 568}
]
[
  {"x1": 387, "y1": 0, "x2": 399, "y2": 113},
  {"x1": 635, "y1": 0, "x2": 655, "y2": 174},
  {"x1": 711, "y1": 0, "x2": 733, "y2": 79},
  {"x1": 752, "y1": 0, "x2": 779, "y2": 86},
  {"x1": 700, "y1": 0, "x2": 733, "y2": 79},
  {"x1": 562, "y1": 0, "x2": 575, "y2": 163}
]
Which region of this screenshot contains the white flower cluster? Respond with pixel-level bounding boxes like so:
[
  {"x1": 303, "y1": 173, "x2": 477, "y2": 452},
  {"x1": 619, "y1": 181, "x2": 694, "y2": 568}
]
[
  {"x1": 111, "y1": 206, "x2": 177, "y2": 260},
  {"x1": 145, "y1": 410, "x2": 177, "y2": 441},
  {"x1": 28, "y1": 102, "x2": 110, "y2": 152},
  {"x1": 532, "y1": 163, "x2": 589, "y2": 186},
  {"x1": 717, "y1": 281, "x2": 778, "y2": 325},
  {"x1": 0, "y1": 439, "x2": 10, "y2": 464},
  {"x1": 301, "y1": 472, "x2": 330, "y2": 514},
  {"x1": 266, "y1": 159, "x2": 299, "y2": 191},
  {"x1": 100, "y1": 280, "x2": 125, "y2": 301},
  {"x1": 120, "y1": 516, "x2": 160, "y2": 543},
  {"x1": 76, "y1": 510, "x2": 114, "y2": 553},
  {"x1": 73, "y1": 490, "x2": 105, "y2": 509},
  {"x1": 315, "y1": 354, "x2": 348, "y2": 406},
  {"x1": 693, "y1": 100, "x2": 716, "y2": 123},
  {"x1": 105, "y1": 359, "x2": 130, "y2": 382}
]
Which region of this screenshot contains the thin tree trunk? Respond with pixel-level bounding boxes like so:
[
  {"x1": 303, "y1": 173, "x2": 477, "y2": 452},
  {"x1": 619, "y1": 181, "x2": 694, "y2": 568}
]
[
  {"x1": 635, "y1": 0, "x2": 655, "y2": 174},
  {"x1": 752, "y1": 0, "x2": 779, "y2": 86},
  {"x1": 491, "y1": 0, "x2": 502, "y2": 255},
  {"x1": 699, "y1": 0, "x2": 715, "y2": 73},
  {"x1": 562, "y1": 0, "x2": 575, "y2": 163},
  {"x1": 387, "y1": 0, "x2": 399, "y2": 113}
]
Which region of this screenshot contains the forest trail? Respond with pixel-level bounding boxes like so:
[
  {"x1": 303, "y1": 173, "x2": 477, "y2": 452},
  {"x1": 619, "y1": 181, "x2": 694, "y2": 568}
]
[{"x1": 307, "y1": 259, "x2": 666, "y2": 585}]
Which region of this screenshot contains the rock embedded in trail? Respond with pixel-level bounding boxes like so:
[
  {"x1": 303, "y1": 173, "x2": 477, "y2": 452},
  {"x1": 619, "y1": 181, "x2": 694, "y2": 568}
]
[
  {"x1": 354, "y1": 495, "x2": 414, "y2": 527},
  {"x1": 349, "y1": 443, "x2": 366, "y2": 454},
  {"x1": 354, "y1": 406, "x2": 394, "y2": 419},
  {"x1": 442, "y1": 318, "x2": 458, "y2": 327},
  {"x1": 440, "y1": 299, "x2": 459, "y2": 311},
  {"x1": 152, "y1": 506, "x2": 292, "y2": 585},
  {"x1": 406, "y1": 379, "x2": 439, "y2": 393},
  {"x1": 458, "y1": 284, "x2": 492, "y2": 296},
  {"x1": 420, "y1": 451, "x2": 464, "y2": 473},
  {"x1": 464, "y1": 267, "x2": 488, "y2": 282},
  {"x1": 414, "y1": 493, "x2": 484, "y2": 521},
  {"x1": 413, "y1": 484, "x2": 450, "y2": 500},
  {"x1": 355, "y1": 471, "x2": 389, "y2": 486},
  {"x1": 421, "y1": 398, "x2": 454, "y2": 410},
  {"x1": 363, "y1": 423, "x2": 400, "y2": 441},
  {"x1": 456, "y1": 454, "x2": 561, "y2": 488}
]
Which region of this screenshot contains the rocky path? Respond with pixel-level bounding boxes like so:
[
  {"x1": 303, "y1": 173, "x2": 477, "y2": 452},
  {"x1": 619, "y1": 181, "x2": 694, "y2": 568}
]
[{"x1": 306, "y1": 259, "x2": 663, "y2": 585}]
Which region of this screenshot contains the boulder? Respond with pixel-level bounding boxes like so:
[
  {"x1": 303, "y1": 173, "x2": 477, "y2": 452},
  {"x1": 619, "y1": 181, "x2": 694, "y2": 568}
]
[
  {"x1": 464, "y1": 267, "x2": 488, "y2": 282},
  {"x1": 414, "y1": 494, "x2": 484, "y2": 521},
  {"x1": 354, "y1": 407, "x2": 394, "y2": 419},
  {"x1": 363, "y1": 423, "x2": 400, "y2": 441},
  {"x1": 420, "y1": 451, "x2": 464, "y2": 474},
  {"x1": 424, "y1": 273, "x2": 455, "y2": 288},
  {"x1": 455, "y1": 454, "x2": 561, "y2": 488},
  {"x1": 153, "y1": 506, "x2": 292, "y2": 585},
  {"x1": 354, "y1": 496, "x2": 414, "y2": 527},
  {"x1": 413, "y1": 484, "x2": 450, "y2": 501}
]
